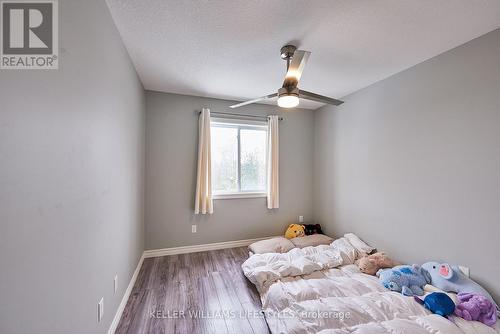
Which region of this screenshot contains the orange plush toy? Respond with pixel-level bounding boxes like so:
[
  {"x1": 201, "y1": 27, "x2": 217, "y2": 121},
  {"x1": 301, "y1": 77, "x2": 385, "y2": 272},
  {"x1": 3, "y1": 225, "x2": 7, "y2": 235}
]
[{"x1": 285, "y1": 224, "x2": 305, "y2": 239}]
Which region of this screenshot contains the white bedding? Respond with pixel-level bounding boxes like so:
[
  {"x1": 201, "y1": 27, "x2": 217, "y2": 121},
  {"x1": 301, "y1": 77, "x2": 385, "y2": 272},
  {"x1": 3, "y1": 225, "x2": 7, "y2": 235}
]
[{"x1": 242, "y1": 237, "x2": 500, "y2": 334}]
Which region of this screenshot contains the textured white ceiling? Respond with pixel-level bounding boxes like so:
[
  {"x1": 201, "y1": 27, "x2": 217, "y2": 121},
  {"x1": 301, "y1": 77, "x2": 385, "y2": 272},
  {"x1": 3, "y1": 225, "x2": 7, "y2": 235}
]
[{"x1": 106, "y1": 0, "x2": 500, "y2": 109}]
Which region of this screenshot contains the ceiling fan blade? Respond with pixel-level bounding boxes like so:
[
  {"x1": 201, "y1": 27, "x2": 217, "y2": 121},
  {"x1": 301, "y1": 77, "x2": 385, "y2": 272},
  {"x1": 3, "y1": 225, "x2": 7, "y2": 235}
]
[
  {"x1": 229, "y1": 93, "x2": 278, "y2": 108},
  {"x1": 299, "y1": 90, "x2": 344, "y2": 106},
  {"x1": 283, "y1": 50, "x2": 310, "y2": 88}
]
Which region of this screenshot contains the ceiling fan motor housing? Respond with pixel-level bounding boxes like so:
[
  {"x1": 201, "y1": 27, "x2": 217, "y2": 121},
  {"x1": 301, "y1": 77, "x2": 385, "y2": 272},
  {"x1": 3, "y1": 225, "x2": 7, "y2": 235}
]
[{"x1": 278, "y1": 87, "x2": 299, "y2": 97}]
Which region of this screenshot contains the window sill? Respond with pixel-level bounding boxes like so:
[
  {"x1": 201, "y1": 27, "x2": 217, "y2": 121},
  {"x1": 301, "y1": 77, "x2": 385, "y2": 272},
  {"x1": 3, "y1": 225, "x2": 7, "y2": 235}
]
[{"x1": 213, "y1": 192, "x2": 267, "y2": 200}]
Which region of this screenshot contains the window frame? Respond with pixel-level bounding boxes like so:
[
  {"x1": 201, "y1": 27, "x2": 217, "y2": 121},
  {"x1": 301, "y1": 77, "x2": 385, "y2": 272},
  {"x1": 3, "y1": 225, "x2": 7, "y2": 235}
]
[{"x1": 210, "y1": 117, "x2": 268, "y2": 200}]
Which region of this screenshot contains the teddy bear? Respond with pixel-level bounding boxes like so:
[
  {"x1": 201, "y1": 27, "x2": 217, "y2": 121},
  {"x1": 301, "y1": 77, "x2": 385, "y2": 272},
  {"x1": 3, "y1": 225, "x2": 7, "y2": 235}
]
[
  {"x1": 355, "y1": 252, "x2": 398, "y2": 275},
  {"x1": 285, "y1": 224, "x2": 305, "y2": 239}
]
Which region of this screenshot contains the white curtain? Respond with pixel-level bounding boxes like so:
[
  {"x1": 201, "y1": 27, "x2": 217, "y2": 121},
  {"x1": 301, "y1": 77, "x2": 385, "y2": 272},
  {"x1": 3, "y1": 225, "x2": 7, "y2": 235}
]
[
  {"x1": 194, "y1": 108, "x2": 213, "y2": 214},
  {"x1": 267, "y1": 115, "x2": 279, "y2": 209}
]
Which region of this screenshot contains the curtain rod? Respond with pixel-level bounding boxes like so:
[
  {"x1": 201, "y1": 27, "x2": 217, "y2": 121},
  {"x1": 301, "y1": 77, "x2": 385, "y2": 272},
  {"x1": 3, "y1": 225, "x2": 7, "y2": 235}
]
[{"x1": 199, "y1": 111, "x2": 283, "y2": 121}]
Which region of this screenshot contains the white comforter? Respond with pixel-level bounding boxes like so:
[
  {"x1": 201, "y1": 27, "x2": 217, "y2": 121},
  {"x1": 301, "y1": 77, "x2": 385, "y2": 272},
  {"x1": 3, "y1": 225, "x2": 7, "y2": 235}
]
[{"x1": 242, "y1": 237, "x2": 500, "y2": 334}]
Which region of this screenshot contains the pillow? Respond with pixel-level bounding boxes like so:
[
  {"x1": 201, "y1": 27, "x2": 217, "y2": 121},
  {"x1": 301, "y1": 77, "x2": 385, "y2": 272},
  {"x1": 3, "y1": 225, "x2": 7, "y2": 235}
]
[
  {"x1": 290, "y1": 234, "x2": 333, "y2": 248},
  {"x1": 344, "y1": 233, "x2": 375, "y2": 255},
  {"x1": 248, "y1": 237, "x2": 295, "y2": 254}
]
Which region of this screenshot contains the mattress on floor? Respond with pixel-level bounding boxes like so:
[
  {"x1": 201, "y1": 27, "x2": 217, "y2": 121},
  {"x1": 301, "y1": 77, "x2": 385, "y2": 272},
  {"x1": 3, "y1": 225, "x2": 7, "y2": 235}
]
[{"x1": 242, "y1": 239, "x2": 500, "y2": 334}]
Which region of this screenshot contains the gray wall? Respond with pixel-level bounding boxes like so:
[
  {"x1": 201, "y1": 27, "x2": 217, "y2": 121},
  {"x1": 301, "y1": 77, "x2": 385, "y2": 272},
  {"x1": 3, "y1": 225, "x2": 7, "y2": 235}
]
[
  {"x1": 313, "y1": 28, "x2": 500, "y2": 301},
  {"x1": 0, "y1": 1, "x2": 145, "y2": 334},
  {"x1": 146, "y1": 91, "x2": 314, "y2": 249}
]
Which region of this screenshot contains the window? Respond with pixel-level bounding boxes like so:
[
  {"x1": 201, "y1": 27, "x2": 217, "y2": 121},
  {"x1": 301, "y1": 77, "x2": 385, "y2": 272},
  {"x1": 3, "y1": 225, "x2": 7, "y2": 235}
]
[{"x1": 211, "y1": 118, "x2": 267, "y2": 199}]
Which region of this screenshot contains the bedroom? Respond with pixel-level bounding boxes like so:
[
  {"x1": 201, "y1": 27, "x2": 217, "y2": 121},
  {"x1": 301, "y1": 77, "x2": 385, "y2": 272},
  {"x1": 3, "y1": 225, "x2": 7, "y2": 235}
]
[{"x1": 0, "y1": 1, "x2": 499, "y2": 333}]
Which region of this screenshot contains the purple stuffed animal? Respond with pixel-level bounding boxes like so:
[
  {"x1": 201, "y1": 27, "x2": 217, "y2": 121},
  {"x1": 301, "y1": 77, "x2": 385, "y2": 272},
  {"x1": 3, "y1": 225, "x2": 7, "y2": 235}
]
[{"x1": 454, "y1": 293, "x2": 497, "y2": 327}]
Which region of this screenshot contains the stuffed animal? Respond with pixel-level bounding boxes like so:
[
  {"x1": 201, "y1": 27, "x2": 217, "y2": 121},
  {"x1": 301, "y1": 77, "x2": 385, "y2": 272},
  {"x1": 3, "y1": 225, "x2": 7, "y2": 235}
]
[
  {"x1": 421, "y1": 262, "x2": 498, "y2": 310},
  {"x1": 303, "y1": 224, "x2": 323, "y2": 235},
  {"x1": 356, "y1": 252, "x2": 399, "y2": 275},
  {"x1": 285, "y1": 224, "x2": 305, "y2": 239},
  {"x1": 377, "y1": 264, "x2": 431, "y2": 296},
  {"x1": 414, "y1": 292, "x2": 455, "y2": 318},
  {"x1": 454, "y1": 292, "x2": 497, "y2": 326}
]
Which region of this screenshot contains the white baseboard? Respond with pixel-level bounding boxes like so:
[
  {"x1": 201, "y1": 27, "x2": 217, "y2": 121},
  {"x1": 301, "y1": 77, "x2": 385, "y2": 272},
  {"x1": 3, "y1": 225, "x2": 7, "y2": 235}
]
[
  {"x1": 143, "y1": 236, "x2": 277, "y2": 258},
  {"x1": 108, "y1": 235, "x2": 276, "y2": 333},
  {"x1": 107, "y1": 253, "x2": 145, "y2": 334}
]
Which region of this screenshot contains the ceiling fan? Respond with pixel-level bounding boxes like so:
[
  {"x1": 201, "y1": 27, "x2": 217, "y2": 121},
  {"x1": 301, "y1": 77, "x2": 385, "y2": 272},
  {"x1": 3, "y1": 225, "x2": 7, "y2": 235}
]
[{"x1": 230, "y1": 45, "x2": 344, "y2": 109}]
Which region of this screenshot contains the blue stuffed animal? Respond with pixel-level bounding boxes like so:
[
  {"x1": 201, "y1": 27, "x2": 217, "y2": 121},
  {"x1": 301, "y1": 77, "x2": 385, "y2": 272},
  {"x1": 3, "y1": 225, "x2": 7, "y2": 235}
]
[
  {"x1": 421, "y1": 262, "x2": 499, "y2": 310},
  {"x1": 377, "y1": 264, "x2": 431, "y2": 296},
  {"x1": 414, "y1": 292, "x2": 455, "y2": 318}
]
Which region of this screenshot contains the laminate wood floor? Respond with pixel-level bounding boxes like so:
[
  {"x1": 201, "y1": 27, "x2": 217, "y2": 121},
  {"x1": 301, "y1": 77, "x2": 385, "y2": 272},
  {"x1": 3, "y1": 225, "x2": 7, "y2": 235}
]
[{"x1": 115, "y1": 247, "x2": 270, "y2": 334}]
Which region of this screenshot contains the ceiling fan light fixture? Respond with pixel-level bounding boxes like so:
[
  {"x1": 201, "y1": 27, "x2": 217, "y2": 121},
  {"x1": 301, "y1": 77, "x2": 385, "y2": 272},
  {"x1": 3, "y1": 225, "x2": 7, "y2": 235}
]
[
  {"x1": 277, "y1": 88, "x2": 299, "y2": 108},
  {"x1": 277, "y1": 94, "x2": 299, "y2": 108}
]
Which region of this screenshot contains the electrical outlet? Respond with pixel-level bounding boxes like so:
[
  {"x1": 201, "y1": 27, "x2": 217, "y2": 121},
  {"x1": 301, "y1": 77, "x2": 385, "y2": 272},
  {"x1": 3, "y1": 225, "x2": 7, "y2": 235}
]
[
  {"x1": 114, "y1": 275, "x2": 118, "y2": 294},
  {"x1": 192, "y1": 225, "x2": 197, "y2": 233},
  {"x1": 98, "y1": 298, "x2": 104, "y2": 322},
  {"x1": 298, "y1": 216, "x2": 304, "y2": 223}
]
